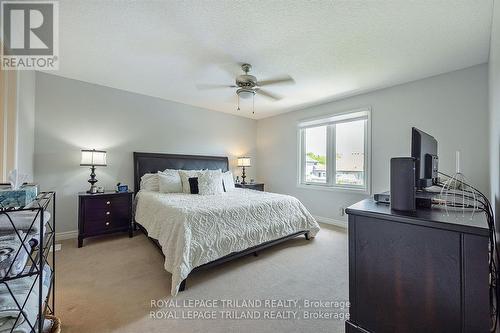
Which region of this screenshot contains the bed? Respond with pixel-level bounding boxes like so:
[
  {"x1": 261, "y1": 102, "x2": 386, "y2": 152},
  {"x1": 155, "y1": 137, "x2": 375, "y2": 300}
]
[{"x1": 133, "y1": 152, "x2": 320, "y2": 295}]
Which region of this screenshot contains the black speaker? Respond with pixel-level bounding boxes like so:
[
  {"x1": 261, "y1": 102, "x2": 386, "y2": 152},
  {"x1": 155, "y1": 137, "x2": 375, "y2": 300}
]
[{"x1": 390, "y1": 157, "x2": 416, "y2": 212}]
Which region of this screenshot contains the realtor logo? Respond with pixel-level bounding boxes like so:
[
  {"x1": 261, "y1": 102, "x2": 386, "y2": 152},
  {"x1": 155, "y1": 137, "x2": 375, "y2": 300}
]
[{"x1": 1, "y1": 1, "x2": 59, "y2": 70}]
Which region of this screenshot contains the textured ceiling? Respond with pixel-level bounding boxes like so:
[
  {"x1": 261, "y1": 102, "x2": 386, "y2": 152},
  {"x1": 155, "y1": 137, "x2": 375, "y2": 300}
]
[{"x1": 46, "y1": 0, "x2": 493, "y2": 119}]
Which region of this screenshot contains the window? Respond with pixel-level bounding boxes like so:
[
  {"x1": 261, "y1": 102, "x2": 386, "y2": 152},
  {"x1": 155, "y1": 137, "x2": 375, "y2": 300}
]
[{"x1": 298, "y1": 109, "x2": 370, "y2": 192}]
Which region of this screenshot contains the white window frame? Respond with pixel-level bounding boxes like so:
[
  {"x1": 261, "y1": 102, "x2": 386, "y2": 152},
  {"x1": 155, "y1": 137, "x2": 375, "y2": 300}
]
[{"x1": 297, "y1": 107, "x2": 371, "y2": 194}]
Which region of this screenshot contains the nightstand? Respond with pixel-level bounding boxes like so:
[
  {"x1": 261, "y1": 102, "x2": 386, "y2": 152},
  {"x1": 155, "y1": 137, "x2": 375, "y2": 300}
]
[
  {"x1": 235, "y1": 183, "x2": 265, "y2": 191},
  {"x1": 78, "y1": 191, "x2": 133, "y2": 248}
]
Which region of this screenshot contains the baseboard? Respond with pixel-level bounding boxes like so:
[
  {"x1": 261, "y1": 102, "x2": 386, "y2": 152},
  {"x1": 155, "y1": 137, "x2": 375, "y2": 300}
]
[
  {"x1": 55, "y1": 230, "x2": 78, "y2": 241},
  {"x1": 313, "y1": 215, "x2": 347, "y2": 228}
]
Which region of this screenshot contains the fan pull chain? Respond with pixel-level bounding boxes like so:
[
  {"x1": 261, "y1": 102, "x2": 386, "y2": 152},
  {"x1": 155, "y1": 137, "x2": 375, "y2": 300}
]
[
  {"x1": 252, "y1": 94, "x2": 255, "y2": 114},
  {"x1": 237, "y1": 94, "x2": 240, "y2": 111}
]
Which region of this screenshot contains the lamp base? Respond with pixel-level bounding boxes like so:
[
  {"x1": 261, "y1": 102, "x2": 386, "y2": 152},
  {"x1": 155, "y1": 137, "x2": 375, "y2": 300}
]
[
  {"x1": 87, "y1": 166, "x2": 98, "y2": 194},
  {"x1": 241, "y1": 166, "x2": 247, "y2": 184},
  {"x1": 87, "y1": 185, "x2": 98, "y2": 194}
]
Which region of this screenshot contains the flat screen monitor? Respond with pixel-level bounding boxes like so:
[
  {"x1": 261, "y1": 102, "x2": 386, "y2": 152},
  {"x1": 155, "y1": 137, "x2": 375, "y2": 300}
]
[{"x1": 411, "y1": 127, "x2": 438, "y2": 189}]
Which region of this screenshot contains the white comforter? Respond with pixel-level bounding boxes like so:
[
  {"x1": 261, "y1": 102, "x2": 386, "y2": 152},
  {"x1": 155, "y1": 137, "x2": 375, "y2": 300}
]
[{"x1": 134, "y1": 188, "x2": 320, "y2": 295}]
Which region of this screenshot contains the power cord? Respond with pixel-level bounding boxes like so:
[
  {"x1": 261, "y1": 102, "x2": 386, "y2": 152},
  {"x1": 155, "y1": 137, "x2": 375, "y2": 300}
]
[{"x1": 436, "y1": 171, "x2": 499, "y2": 332}]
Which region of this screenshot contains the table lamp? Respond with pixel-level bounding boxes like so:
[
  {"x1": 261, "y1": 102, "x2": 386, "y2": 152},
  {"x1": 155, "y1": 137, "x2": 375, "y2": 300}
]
[
  {"x1": 80, "y1": 149, "x2": 107, "y2": 193},
  {"x1": 237, "y1": 157, "x2": 251, "y2": 184}
]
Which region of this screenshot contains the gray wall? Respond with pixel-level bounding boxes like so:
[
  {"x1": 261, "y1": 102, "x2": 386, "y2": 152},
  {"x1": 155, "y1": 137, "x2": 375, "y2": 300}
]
[
  {"x1": 34, "y1": 73, "x2": 257, "y2": 232},
  {"x1": 16, "y1": 71, "x2": 36, "y2": 181},
  {"x1": 34, "y1": 63, "x2": 490, "y2": 232},
  {"x1": 257, "y1": 64, "x2": 489, "y2": 223},
  {"x1": 490, "y1": 0, "x2": 500, "y2": 220}
]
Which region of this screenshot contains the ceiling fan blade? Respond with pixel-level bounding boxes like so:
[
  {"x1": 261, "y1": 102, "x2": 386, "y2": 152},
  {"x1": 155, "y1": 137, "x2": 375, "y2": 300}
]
[
  {"x1": 257, "y1": 75, "x2": 295, "y2": 86},
  {"x1": 196, "y1": 84, "x2": 237, "y2": 90},
  {"x1": 257, "y1": 89, "x2": 282, "y2": 101}
]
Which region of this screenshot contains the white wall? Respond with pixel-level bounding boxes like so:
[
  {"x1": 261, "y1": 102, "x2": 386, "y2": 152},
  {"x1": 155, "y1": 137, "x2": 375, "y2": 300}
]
[
  {"x1": 490, "y1": 0, "x2": 500, "y2": 220},
  {"x1": 257, "y1": 64, "x2": 489, "y2": 223},
  {"x1": 34, "y1": 73, "x2": 257, "y2": 232},
  {"x1": 16, "y1": 71, "x2": 36, "y2": 181}
]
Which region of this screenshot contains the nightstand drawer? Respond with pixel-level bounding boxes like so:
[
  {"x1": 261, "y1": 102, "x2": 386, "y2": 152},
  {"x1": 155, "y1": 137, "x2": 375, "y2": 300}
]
[
  {"x1": 83, "y1": 207, "x2": 128, "y2": 222},
  {"x1": 84, "y1": 203, "x2": 129, "y2": 221},
  {"x1": 83, "y1": 215, "x2": 129, "y2": 234},
  {"x1": 83, "y1": 195, "x2": 129, "y2": 212}
]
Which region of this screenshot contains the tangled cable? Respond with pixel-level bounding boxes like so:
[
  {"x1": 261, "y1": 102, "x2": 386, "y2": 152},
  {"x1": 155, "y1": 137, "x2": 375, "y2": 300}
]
[{"x1": 435, "y1": 171, "x2": 498, "y2": 332}]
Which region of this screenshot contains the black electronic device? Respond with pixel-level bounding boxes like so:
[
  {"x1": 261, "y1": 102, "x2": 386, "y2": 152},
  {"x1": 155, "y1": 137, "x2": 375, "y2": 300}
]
[
  {"x1": 374, "y1": 190, "x2": 434, "y2": 208},
  {"x1": 390, "y1": 157, "x2": 416, "y2": 212},
  {"x1": 374, "y1": 192, "x2": 391, "y2": 204},
  {"x1": 411, "y1": 127, "x2": 438, "y2": 189}
]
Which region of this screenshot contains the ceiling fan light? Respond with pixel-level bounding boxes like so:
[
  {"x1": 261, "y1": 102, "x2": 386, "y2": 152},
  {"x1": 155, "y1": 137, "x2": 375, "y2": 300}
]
[{"x1": 237, "y1": 88, "x2": 255, "y2": 99}]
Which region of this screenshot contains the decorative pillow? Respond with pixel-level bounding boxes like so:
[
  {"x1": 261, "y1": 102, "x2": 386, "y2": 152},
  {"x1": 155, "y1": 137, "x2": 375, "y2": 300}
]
[
  {"x1": 158, "y1": 169, "x2": 182, "y2": 193},
  {"x1": 178, "y1": 170, "x2": 204, "y2": 193},
  {"x1": 188, "y1": 177, "x2": 199, "y2": 194},
  {"x1": 222, "y1": 171, "x2": 235, "y2": 192},
  {"x1": 198, "y1": 170, "x2": 224, "y2": 195},
  {"x1": 140, "y1": 173, "x2": 159, "y2": 191}
]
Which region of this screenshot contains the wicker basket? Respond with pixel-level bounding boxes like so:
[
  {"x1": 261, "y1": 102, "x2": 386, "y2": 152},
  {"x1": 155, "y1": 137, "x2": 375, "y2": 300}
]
[{"x1": 45, "y1": 315, "x2": 61, "y2": 333}]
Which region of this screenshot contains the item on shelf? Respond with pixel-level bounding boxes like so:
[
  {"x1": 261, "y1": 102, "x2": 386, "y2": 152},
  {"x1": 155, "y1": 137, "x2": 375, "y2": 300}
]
[
  {"x1": 7, "y1": 169, "x2": 29, "y2": 190},
  {"x1": 0, "y1": 184, "x2": 38, "y2": 209},
  {"x1": 0, "y1": 211, "x2": 51, "y2": 235},
  {"x1": 44, "y1": 314, "x2": 61, "y2": 333},
  {"x1": 80, "y1": 149, "x2": 107, "y2": 194},
  {"x1": 0, "y1": 231, "x2": 32, "y2": 278},
  {"x1": 0, "y1": 265, "x2": 52, "y2": 332},
  {"x1": 390, "y1": 157, "x2": 416, "y2": 212},
  {"x1": 116, "y1": 183, "x2": 128, "y2": 193},
  {"x1": 237, "y1": 157, "x2": 251, "y2": 184},
  {"x1": 96, "y1": 186, "x2": 104, "y2": 193},
  {"x1": 0, "y1": 192, "x2": 56, "y2": 333},
  {"x1": 438, "y1": 151, "x2": 478, "y2": 218},
  {"x1": 411, "y1": 127, "x2": 438, "y2": 189}
]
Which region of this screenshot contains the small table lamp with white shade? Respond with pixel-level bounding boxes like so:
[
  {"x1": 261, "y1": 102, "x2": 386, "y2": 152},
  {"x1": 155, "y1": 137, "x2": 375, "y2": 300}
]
[
  {"x1": 80, "y1": 149, "x2": 107, "y2": 193},
  {"x1": 237, "y1": 157, "x2": 251, "y2": 184}
]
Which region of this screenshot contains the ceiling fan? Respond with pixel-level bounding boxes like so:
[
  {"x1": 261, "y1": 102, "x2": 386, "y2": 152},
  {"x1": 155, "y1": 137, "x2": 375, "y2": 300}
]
[{"x1": 196, "y1": 63, "x2": 295, "y2": 114}]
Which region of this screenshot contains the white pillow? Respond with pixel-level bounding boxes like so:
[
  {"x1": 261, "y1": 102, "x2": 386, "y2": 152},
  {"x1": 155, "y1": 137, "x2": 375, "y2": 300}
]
[
  {"x1": 158, "y1": 169, "x2": 182, "y2": 193},
  {"x1": 178, "y1": 170, "x2": 205, "y2": 194},
  {"x1": 198, "y1": 170, "x2": 224, "y2": 195},
  {"x1": 222, "y1": 171, "x2": 235, "y2": 192},
  {"x1": 140, "y1": 173, "x2": 159, "y2": 191}
]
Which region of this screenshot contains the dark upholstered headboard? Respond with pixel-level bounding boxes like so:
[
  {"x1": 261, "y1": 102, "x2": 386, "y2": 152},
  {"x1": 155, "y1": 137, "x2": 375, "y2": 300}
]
[{"x1": 133, "y1": 152, "x2": 229, "y2": 193}]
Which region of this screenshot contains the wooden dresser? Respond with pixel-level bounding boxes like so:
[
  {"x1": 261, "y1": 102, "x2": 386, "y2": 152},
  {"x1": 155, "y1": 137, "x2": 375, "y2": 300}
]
[
  {"x1": 78, "y1": 191, "x2": 133, "y2": 247},
  {"x1": 345, "y1": 199, "x2": 490, "y2": 333}
]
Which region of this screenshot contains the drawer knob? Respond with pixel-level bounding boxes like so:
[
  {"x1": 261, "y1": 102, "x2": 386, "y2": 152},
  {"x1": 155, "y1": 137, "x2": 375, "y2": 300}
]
[
  {"x1": 106, "y1": 201, "x2": 111, "y2": 205},
  {"x1": 105, "y1": 222, "x2": 110, "y2": 226},
  {"x1": 106, "y1": 211, "x2": 110, "y2": 215}
]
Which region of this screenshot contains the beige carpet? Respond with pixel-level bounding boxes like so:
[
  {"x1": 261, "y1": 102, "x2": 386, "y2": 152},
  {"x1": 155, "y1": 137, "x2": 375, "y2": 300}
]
[{"x1": 56, "y1": 224, "x2": 348, "y2": 333}]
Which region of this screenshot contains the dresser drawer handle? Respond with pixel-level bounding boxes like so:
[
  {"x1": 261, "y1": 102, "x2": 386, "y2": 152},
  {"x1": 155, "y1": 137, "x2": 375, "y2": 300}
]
[
  {"x1": 106, "y1": 211, "x2": 110, "y2": 215},
  {"x1": 106, "y1": 201, "x2": 111, "y2": 205},
  {"x1": 105, "y1": 222, "x2": 110, "y2": 226}
]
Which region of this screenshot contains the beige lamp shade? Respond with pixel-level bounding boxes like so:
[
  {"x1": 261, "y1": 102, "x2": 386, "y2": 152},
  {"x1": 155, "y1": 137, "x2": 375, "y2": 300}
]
[
  {"x1": 80, "y1": 149, "x2": 107, "y2": 166},
  {"x1": 237, "y1": 157, "x2": 251, "y2": 167}
]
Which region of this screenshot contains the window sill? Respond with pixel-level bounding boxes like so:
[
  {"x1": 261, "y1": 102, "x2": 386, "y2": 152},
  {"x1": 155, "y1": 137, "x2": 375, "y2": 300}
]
[{"x1": 296, "y1": 183, "x2": 370, "y2": 195}]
